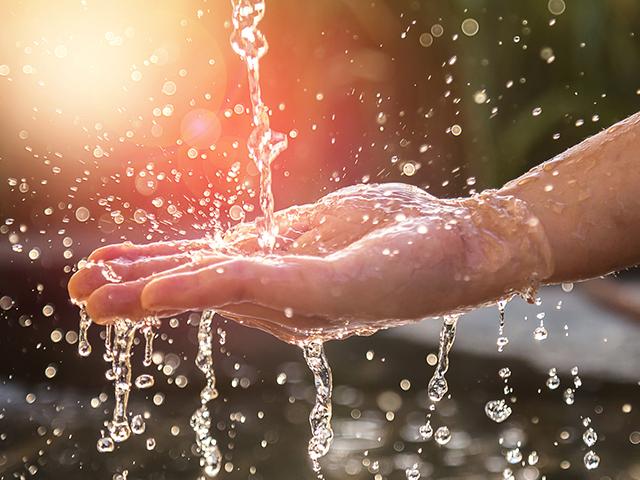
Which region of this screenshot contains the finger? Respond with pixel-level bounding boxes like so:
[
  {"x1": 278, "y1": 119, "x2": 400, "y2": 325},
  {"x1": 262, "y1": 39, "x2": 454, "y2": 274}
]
[
  {"x1": 141, "y1": 255, "x2": 343, "y2": 316},
  {"x1": 68, "y1": 253, "x2": 200, "y2": 303},
  {"x1": 88, "y1": 239, "x2": 213, "y2": 262},
  {"x1": 85, "y1": 254, "x2": 231, "y2": 324}
]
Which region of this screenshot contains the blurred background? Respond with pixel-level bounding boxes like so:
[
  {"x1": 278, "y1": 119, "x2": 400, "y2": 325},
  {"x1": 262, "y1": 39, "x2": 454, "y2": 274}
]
[{"x1": 0, "y1": 0, "x2": 639, "y2": 479}]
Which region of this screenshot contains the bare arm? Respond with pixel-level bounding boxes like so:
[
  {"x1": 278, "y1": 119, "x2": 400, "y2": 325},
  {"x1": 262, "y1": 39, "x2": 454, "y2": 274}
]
[
  {"x1": 68, "y1": 112, "x2": 640, "y2": 343},
  {"x1": 501, "y1": 112, "x2": 640, "y2": 282}
]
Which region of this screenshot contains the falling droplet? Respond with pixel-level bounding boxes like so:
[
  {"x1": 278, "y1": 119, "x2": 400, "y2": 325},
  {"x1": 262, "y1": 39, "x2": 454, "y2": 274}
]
[
  {"x1": 533, "y1": 325, "x2": 548, "y2": 341},
  {"x1": 419, "y1": 421, "x2": 433, "y2": 440},
  {"x1": 103, "y1": 324, "x2": 113, "y2": 361},
  {"x1": 97, "y1": 432, "x2": 115, "y2": 453},
  {"x1": 427, "y1": 375, "x2": 448, "y2": 403},
  {"x1": 427, "y1": 315, "x2": 458, "y2": 402},
  {"x1": 303, "y1": 339, "x2": 334, "y2": 475},
  {"x1": 506, "y1": 447, "x2": 522, "y2": 464},
  {"x1": 546, "y1": 368, "x2": 560, "y2": 390},
  {"x1": 583, "y1": 427, "x2": 598, "y2": 447},
  {"x1": 135, "y1": 374, "x2": 155, "y2": 389},
  {"x1": 142, "y1": 319, "x2": 158, "y2": 367},
  {"x1": 563, "y1": 388, "x2": 575, "y2": 405},
  {"x1": 405, "y1": 465, "x2": 420, "y2": 480},
  {"x1": 107, "y1": 318, "x2": 139, "y2": 443},
  {"x1": 78, "y1": 305, "x2": 92, "y2": 357},
  {"x1": 191, "y1": 309, "x2": 222, "y2": 478},
  {"x1": 131, "y1": 414, "x2": 146, "y2": 435},
  {"x1": 584, "y1": 450, "x2": 600, "y2": 470},
  {"x1": 496, "y1": 300, "x2": 509, "y2": 352},
  {"x1": 434, "y1": 426, "x2": 451, "y2": 445},
  {"x1": 484, "y1": 399, "x2": 513, "y2": 423},
  {"x1": 146, "y1": 437, "x2": 156, "y2": 450}
]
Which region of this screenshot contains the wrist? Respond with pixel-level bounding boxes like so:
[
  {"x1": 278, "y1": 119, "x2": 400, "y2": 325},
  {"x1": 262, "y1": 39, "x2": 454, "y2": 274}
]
[{"x1": 457, "y1": 190, "x2": 555, "y2": 299}]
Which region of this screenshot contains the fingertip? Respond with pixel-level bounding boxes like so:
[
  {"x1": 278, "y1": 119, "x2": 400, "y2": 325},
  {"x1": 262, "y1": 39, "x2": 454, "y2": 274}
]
[
  {"x1": 86, "y1": 283, "x2": 145, "y2": 325},
  {"x1": 88, "y1": 242, "x2": 132, "y2": 261},
  {"x1": 140, "y1": 278, "x2": 163, "y2": 311},
  {"x1": 68, "y1": 265, "x2": 110, "y2": 303}
]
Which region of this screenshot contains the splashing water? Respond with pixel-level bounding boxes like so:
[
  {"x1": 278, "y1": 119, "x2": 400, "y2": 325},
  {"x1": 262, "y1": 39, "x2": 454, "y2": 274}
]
[
  {"x1": 485, "y1": 399, "x2": 513, "y2": 423},
  {"x1": 229, "y1": 0, "x2": 288, "y2": 251},
  {"x1": 190, "y1": 309, "x2": 222, "y2": 478},
  {"x1": 302, "y1": 340, "x2": 334, "y2": 475},
  {"x1": 405, "y1": 464, "x2": 421, "y2": 480},
  {"x1": 78, "y1": 305, "x2": 92, "y2": 357},
  {"x1": 107, "y1": 318, "x2": 140, "y2": 443},
  {"x1": 141, "y1": 319, "x2": 157, "y2": 367},
  {"x1": 427, "y1": 315, "x2": 459, "y2": 402},
  {"x1": 229, "y1": 1, "x2": 338, "y2": 474},
  {"x1": 420, "y1": 315, "x2": 459, "y2": 439},
  {"x1": 103, "y1": 323, "x2": 113, "y2": 362},
  {"x1": 496, "y1": 299, "x2": 509, "y2": 352}
]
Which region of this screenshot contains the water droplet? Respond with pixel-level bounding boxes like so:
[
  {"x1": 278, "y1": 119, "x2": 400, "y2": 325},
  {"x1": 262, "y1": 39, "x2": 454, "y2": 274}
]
[
  {"x1": 583, "y1": 450, "x2": 600, "y2": 470},
  {"x1": 135, "y1": 374, "x2": 154, "y2": 389},
  {"x1": 427, "y1": 375, "x2": 448, "y2": 403},
  {"x1": 506, "y1": 447, "x2": 522, "y2": 464},
  {"x1": 146, "y1": 437, "x2": 156, "y2": 450},
  {"x1": 546, "y1": 375, "x2": 560, "y2": 390},
  {"x1": 405, "y1": 465, "x2": 420, "y2": 480},
  {"x1": 191, "y1": 310, "x2": 222, "y2": 477},
  {"x1": 97, "y1": 433, "x2": 115, "y2": 453},
  {"x1": 528, "y1": 451, "x2": 539, "y2": 465},
  {"x1": 563, "y1": 388, "x2": 575, "y2": 405},
  {"x1": 108, "y1": 421, "x2": 131, "y2": 443},
  {"x1": 434, "y1": 426, "x2": 451, "y2": 445},
  {"x1": 485, "y1": 399, "x2": 513, "y2": 423},
  {"x1": 583, "y1": 427, "x2": 598, "y2": 447},
  {"x1": 78, "y1": 306, "x2": 92, "y2": 357},
  {"x1": 419, "y1": 421, "x2": 433, "y2": 440},
  {"x1": 533, "y1": 325, "x2": 548, "y2": 341},
  {"x1": 131, "y1": 414, "x2": 145, "y2": 435},
  {"x1": 497, "y1": 336, "x2": 509, "y2": 352},
  {"x1": 302, "y1": 340, "x2": 334, "y2": 468}
]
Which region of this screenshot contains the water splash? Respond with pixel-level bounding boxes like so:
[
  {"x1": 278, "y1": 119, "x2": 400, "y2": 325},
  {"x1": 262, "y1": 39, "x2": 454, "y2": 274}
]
[
  {"x1": 582, "y1": 417, "x2": 600, "y2": 469},
  {"x1": 107, "y1": 318, "x2": 140, "y2": 443},
  {"x1": 421, "y1": 315, "x2": 459, "y2": 439},
  {"x1": 103, "y1": 323, "x2": 113, "y2": 362},
  {"x1": 78, "y1": 305, "x2": 92, "y2": 357},
  {"x1": 405, "y1": 464, "x2": 420, "y2": 480},
  {"x1": 546, "y1": 367, "x2": 560, "y2": 390},
  {"x1": 230, "y1": 0, "x2": 288, "y2": 251},
  {"x1": 485, "y1": 399, "x2": 512, "y2": 423},
  {"x1": 427, "y1": 315, "x2": 458, "y2": 402},
  {"x1": 302, "y1": 340, "x2": 334, "y2": 476},
  {"x1": 496, "y1": 299, "x2": 509, "y2": 352},
  {"x1": 190, "y1": 309, "x2": 222, "y2": 478},
  {"x1": 141, "y1": 319, "x2": 158, "y2": 367}
]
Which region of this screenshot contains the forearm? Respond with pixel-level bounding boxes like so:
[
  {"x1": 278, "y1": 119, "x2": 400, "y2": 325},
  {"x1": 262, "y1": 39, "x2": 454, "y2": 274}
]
[{"x1": 500, "y1": 111, "x2": 640, "y2": 283}]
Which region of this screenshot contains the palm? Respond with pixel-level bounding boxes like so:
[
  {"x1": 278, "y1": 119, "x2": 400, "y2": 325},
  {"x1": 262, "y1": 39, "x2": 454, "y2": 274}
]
[{"x1": 68, "y1": 183, "x2": 552, "y2": 344}]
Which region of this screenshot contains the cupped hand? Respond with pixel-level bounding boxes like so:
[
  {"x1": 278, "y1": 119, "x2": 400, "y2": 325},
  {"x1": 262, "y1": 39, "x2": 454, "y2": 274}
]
[{"x1": 68, "y1": 183, "x2": 554, "y2": 344}]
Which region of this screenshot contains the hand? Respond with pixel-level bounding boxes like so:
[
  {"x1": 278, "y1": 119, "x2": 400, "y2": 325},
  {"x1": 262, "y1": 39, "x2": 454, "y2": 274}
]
[{"x1": 68, "y1": 183, "x2": 554, "y2": 344}]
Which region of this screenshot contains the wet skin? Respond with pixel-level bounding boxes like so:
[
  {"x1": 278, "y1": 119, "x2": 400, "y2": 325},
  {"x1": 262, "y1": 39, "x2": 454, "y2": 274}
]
[{"x1": 69, "y1": 112, "x2": 640, "y2": 344}]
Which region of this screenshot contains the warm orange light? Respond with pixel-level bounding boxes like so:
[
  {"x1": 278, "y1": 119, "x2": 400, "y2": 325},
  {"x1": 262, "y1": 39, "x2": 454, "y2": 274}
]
[{"x1": 2, "y1": 0, "x2": 227, "y2": 148}]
